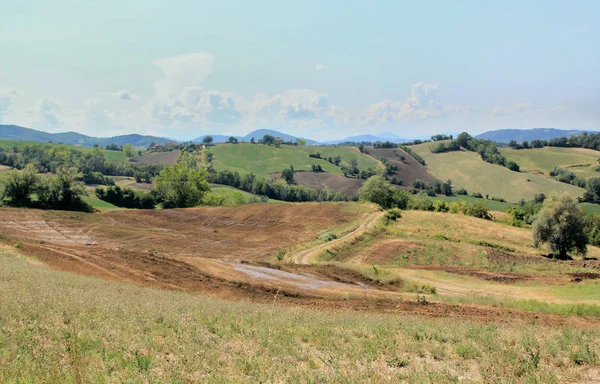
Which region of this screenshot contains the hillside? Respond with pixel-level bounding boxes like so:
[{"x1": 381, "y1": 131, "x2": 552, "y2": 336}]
[
  {"x1": 208, "y1": 143, "x2": 378, "y2": 176},
  {"x1": 2, "y1": 204, "x2": 600, "y2": 382},
  {"x1": 0, "y1": 125, "x2": 170, "y2": 148},
  {"x1": 410, "y1": 141, "x2": 585, "y2": 202},
  {"x1": 364, "y1": 147, "x2": 435, "y2": 185},
  {"x1": 501, "y1": 146, "x2": 600, "y2": 180},
  {"x1": 476, "y1": 128, "x2": 590, "y2": 143}
]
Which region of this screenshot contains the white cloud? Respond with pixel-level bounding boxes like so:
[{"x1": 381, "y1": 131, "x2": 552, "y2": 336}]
[
  {"x1": 316, "y1": 64, "x2": 327, "y2": 71},
  {"x1": 362, "y1": 82, "x2": 445, "y2": 125},
  {"x1": 0, "y1": 87, "x2": 20, "y2": 123},
  {"x1": 152, "y1": 52, "x2": 214, "y2": 99},
  {"x1": 22, "y1": 96, "x2": 64, "y2": 130},
  {"x1": 151, "y1": 87, "x2": 241, "y2": 127},
  {"x1": 491, "y1": 105, "x2": 510, "y2": 117}
]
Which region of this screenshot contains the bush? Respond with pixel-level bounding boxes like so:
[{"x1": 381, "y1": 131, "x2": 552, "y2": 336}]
[
  {"x1": 381, "y1": 208, "x2": 402, "y2": 226},
  {"x1": 318, "y1": 232, "x2": 338, "y2": 241},
  {"x1": 506, "y1": 160, "x2": 520, "y2": 172},
  {"x1": 472, "y1": 192, "x2": 483, "y2": 198},
  {"x1": 465, "y1": 201, "x2": 491, "y2": 220},
  {"x1": 433, "y1": 200, "x2": 449, "y2": 212},
  {"x1": 455, "y1": 188, "x2": 468, "y2": 195}
]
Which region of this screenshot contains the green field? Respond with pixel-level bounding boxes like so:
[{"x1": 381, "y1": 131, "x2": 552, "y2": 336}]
[
  {"x1": 430, "y1": 195, "x2": 514, "y2": 212},
  {"x1": 206, "y1": 185, "x2": 279, "y2": 205},
  {"x1": 208, "y1": 143, "x2": 379, "y2": 175},
  {"x1": 501, "y1": 146, "x2": 600, "y2": 179},
  {"x1": 410, "y1": 141, "x2": 585, "y2": 203},
  {"x1": 81, "y1": 195, "x2": 122, "y2": 211}
]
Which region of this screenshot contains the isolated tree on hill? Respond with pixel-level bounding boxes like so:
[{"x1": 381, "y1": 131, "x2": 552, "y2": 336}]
[
  {"x1": 295, "y1": 138, "x2": 306, "y2": 146},
  {"x1": 228, "y1": 136, "x2": 238, "y2": 144},
  {"x1": 154, "y1": 163, "x2": 210, "y2": 208},
  {"x1": 281, "y1": 168, "x2": 294, "y2": 184},
  {"x1": 203, "y1": 136, "x2": 213, "y2": 145},
  {"x1": 263, "y1": 135, "x2": 275, "y2": 145},
  {"x1": 122, "y1": 143, "x2": 136, "y2": 158},
  {"x1": 250, "y1": 137, "x2": 256, "y2": 144},
  {"x1": 532, "y1": 194, "x2": 588, "y2": 259}
]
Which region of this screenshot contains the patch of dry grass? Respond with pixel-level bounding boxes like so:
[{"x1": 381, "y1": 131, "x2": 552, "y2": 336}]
[{"x1": 1, "y1": 247, "x2": 599, "y2": 383}]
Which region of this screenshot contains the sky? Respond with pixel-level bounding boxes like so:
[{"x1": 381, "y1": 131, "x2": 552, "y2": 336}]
[{"x1": 0, "y1": 0, "x2": 598, "y2": 141}]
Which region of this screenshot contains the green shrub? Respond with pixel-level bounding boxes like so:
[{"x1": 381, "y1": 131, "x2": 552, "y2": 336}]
[
  {"x1": 381, "y1": 208, "x2": 402, "y2": 226},
  {"x1": 318, "y1": 232, "x2": 337, "y2": 241}
]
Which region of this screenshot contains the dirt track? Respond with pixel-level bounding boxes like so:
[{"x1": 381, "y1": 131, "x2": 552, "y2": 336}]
[{"x1": 1, "y1": 204, "x2": 597, "y2": 326}]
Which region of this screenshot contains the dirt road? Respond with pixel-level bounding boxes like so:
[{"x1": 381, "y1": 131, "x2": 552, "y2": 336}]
[{"x1": 290, "y1": 210, "x2": 384, "y2": 264}]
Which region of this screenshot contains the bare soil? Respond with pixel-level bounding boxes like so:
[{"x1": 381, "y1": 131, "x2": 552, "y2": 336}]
[
  {"x1": 0, "y1": 204, "x2": 597, "y2": 326},
  {"x1": 269, "y1": 170, "x2": 364, "y2": 196},
  {"x1": 365, "y1": 147, "x2": 436, "y2": 185}
]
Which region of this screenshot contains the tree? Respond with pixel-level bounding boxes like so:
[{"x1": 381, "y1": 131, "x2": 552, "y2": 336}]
[
  {"x1": 532, "y1": 194, "x2": 588, "y2": 259},
  {"x1": 358, "y1": 175, "x2": 398, "y2": 209},
  {"x1": 263, "y1": 135, "x2": 275, "y2": 145},
  {"x1": 203, "y1": 136, "x2": 214, "y2": 145},
  {"x1": 506, "y1": 160, "x2": 520, "y2": 172},
  {"x1": 154, "y1": 163, "x2": 210, "y2": 208},
  {"x1": 358, "y1": 143, "x2": 364, "y2": 153},
  {"x1": 295, "y1": 138, "x2": 306, "y2": 146},
  {"x1": 122, "y1": 143, "x2": 136, "y2": 158},
  {"x1": 508, "y1": 140, "x2": 518, "y2": 148},
  {"x1": 281, "y1": 168, "x2": 294, "y2": 184},
  {"x1": 2, "y1": 164, "x2": 39, "y2": 206},
  {"x1": 228, "y1": 136, "x2": 238, "y2": 144},
  {"x1": 250, "y1": 137, "x2": 256, "y2": 144}
]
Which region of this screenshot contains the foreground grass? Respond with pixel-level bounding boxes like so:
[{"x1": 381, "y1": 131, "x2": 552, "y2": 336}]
[{"x1": 1, "y1": 248, "x2": 599, "y2": 382}]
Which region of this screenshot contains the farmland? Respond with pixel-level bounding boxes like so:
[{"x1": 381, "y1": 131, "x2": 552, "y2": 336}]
[
  {"x1": 410, "y1": 141, "x2": 585, "y2": 203},
  {"x1": 1, "y1": 203, "x2": 600, "y2": 382},
  {"x1": 501, "y1": 146, "x2": 600, "y2": 179},
  {"x1": 208, "y1": 143, "x2": 378, "y2": 176}
]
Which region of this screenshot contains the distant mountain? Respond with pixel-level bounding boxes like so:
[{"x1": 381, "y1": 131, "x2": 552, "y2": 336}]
[
  {"x1": 242, "y1": 129, "x2": 319, "y2": 145},
  {"x1": 0, "y1": 125, "x2": 171, "y2": 148},
  {"x1": 323, "y1": 133, "x2": 412, "y2": 145},
  {"x1": 193, "y1": 129, "x2": 318, "y2": 145},
  {"x1": 476, "y1": 128, "x2": 594, "y2": 143},
  {"x1": 193, "y1": 134, "x2": 243, "y2": 144}
]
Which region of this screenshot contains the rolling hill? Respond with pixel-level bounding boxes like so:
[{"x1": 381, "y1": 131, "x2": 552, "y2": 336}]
[
  {"x1": 207, "y1": 143, "x2": 378, "y2": 176},
  {"x1": 501, "y1": 146, "x2": 600, "y2": 180},
  {"x1": 476, "y1": 128, "x2": 591, "y2": 143},
  {"x1": 410, "y1": 141, "x2": 586, "y2": 202},
  {"x1": 0, "y1": 125, "x2": 171, "y2": 148}
]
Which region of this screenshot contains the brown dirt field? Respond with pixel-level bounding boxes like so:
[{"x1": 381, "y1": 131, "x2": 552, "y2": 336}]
[
  {"x1": 129, "y1": 150, "x2": 181, "y2": 165},
  {"x1": 269, "y1": 170, "x2": 364, "y2": 196},
  {"x1": 1, "y1": 204, "x2": 598, "y2": 327},
  {"x1": 365, "y1": 147, "x2": 436, "y2": 185}
]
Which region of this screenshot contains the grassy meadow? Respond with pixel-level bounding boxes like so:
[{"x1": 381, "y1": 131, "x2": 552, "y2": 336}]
[
  {"x1": 208, "y1": 143, "x2": 379, "y2": 176},
  {"x1": 410, "y1": 141, "x2": 585, "y2": 203},
  {"x1": 501, "y1": 146, "x2": 600, "y2": 179},
  {"x1": 1, "y1": 246, "x2": 599, "y2": 383}
]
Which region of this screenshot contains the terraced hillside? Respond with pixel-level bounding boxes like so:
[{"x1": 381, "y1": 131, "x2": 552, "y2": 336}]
[{"x1": 410, "y1": 141, "x2": 585, "y2": 202}]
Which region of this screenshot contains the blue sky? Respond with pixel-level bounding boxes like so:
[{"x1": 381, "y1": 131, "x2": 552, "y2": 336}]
[{"x1": 1, "y1": 0, "x2": 598, "y2": 140}]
